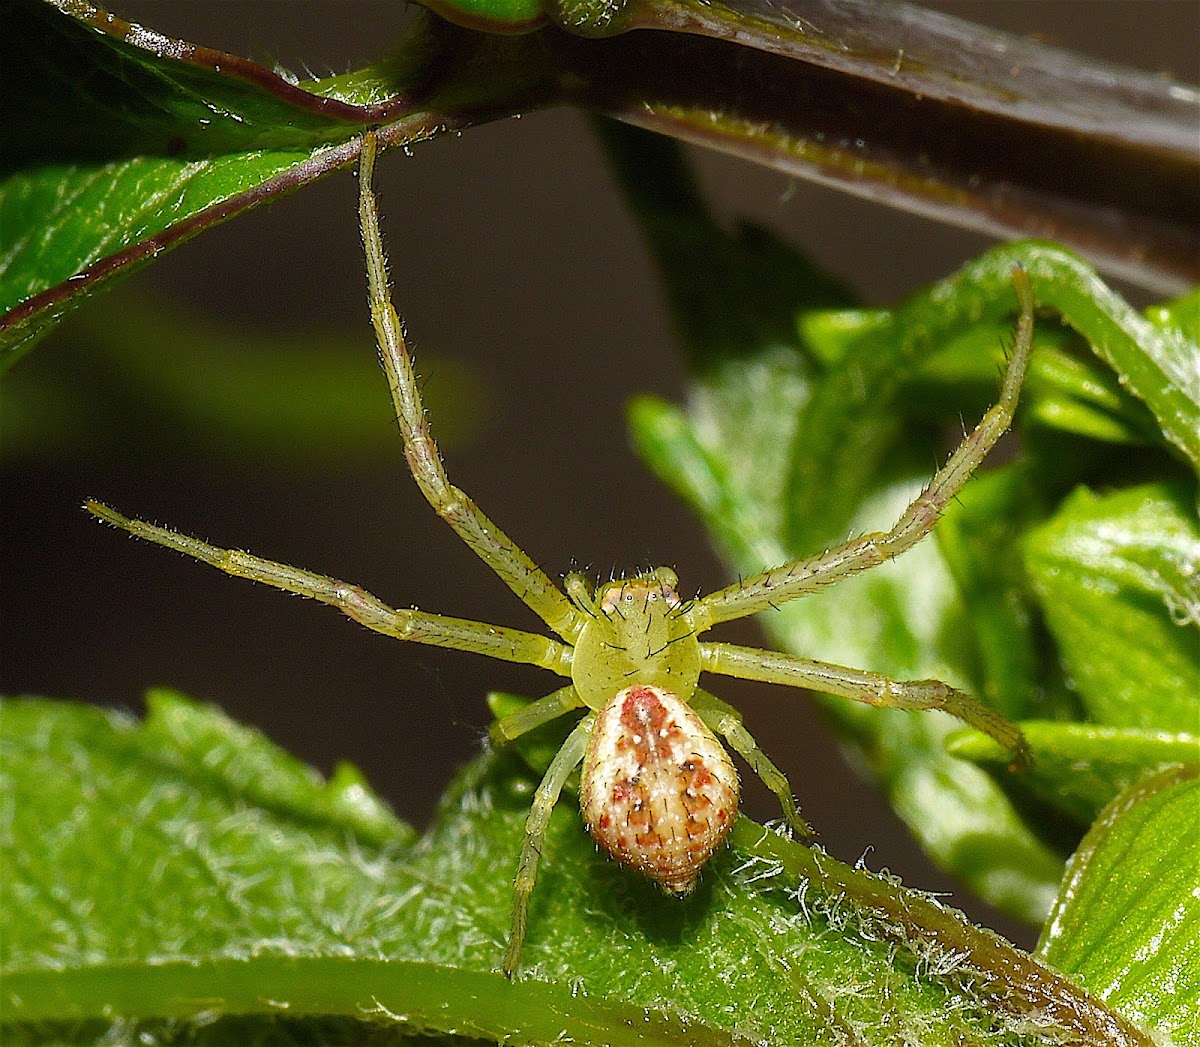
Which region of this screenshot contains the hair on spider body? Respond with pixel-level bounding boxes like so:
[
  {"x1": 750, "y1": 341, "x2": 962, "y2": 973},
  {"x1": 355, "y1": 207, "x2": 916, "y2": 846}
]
[
  {"x1": 580, "y1": 682, "x2": 739, "y2": 895},
  {"x1": 87, "y1": 131, "x2": 1035, "y2": 978}
]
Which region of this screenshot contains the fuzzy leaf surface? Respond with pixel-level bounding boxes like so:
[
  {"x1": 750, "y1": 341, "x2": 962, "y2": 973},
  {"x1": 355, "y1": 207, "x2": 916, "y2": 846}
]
[{"x1": 1, "y1": 693, "x2": 1143, "y2": 1044}]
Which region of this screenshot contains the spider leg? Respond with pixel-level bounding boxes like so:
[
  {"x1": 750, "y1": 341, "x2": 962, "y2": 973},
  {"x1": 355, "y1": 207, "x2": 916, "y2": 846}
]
[
  {"x1": 703, "y1": 641, "x2": 1030, "y2": 768},
  {"x1": 358, "y1": 134, "x2": 583, "y2": 644},
  {"x1": 691, "y1": 688, "x2": 813, "y2": 838},
  {"x1": 489, "y1": 685, "x2": 586, "y2": 746},
  {"x1": 86, "y1": 501, "x2": 572, "y2": 673},
  {"x1": 505, "y1": 711, "x2": 595, "y2": 977},
  {"x1": 695, "y1": 268, "x2": 1035, "y2": 630}
]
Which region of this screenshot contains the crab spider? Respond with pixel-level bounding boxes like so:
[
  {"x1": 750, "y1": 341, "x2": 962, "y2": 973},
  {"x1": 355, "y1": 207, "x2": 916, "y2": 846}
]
[{"x1": 88, "y1": 131, "x2": 1033, "y2": 978}]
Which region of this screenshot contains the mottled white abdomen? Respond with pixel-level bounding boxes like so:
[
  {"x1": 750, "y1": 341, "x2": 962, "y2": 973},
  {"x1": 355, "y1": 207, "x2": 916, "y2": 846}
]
[{"x1": 579, "y1": 684, "x2": 739, "y2": 894}]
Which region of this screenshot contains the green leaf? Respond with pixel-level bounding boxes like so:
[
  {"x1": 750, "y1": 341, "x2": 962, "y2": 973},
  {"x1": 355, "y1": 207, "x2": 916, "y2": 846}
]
[
  {"x1": 0, "y1": 1, "x2": 555, "y2": 365},
  {"x1": 786, "y1": 243, "x2": 1200, "y2": 540},
  {"x1": 1, "y1": 1, "x2": 343, "y2": 360},
  {"x1": 1023, "y1": 338, "x2": 1162, "y2": 446},
  {"x1": 1, "y1": 694, "x2": 1145, "y2": 1044},
  {"x1": 138, "y1": 688, "x2": 413, "y2": 847},
  {"x1": 814, "y1": 312, "x2": 1157, "y2": 449},
  {"x1": 1024, "y1": 482, "x2": 1200, "y2": 732},
  {"x1": 1037, "y1": 766, "x2": 1200, "y2": 1046},
  {"x1": 949, "y1": 721, "x2": 1200, "y2": 825},
  {"x1": 935, "y1": 465, "x2": 1057, "y2": 722},
  {"x1": 1014, "y1": 248, "x2": 1200, "y2": 474},
  {"x1": 1147, "y1": 288, "x2": 1200, "y2": 343},
  {"x1": 0, "y1": 691, "x2": 415, "y2": 977},
  {"x1": 615, "y1": 125, "x2": 1200, "y2": 924}
]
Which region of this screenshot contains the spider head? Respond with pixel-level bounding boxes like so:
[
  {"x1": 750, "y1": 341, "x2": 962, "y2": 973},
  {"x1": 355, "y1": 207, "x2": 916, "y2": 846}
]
[
  {"x1": 595, "y1": 567, "x2": 682, "y2": 616},
  {"x1": 565, "y1": 567, "x2": 682, "y2": 614},
  {"x1": 569, "y1": 567, "x2": 702, "y2": 712}
]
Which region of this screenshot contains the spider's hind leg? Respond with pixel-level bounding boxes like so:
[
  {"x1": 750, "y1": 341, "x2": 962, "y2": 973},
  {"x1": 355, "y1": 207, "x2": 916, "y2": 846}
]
[
  {"x1": 692, "y1": 689, "x2": 813, "y2": 839},
  {"x1": 504, "y1": 711, "x2": 595, "y2": 977}
]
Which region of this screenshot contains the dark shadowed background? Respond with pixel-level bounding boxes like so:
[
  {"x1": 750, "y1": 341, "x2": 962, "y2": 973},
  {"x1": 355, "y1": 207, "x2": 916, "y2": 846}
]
[{"x1": 4, "y1": 0, "x2": 1197, "y2": 949}]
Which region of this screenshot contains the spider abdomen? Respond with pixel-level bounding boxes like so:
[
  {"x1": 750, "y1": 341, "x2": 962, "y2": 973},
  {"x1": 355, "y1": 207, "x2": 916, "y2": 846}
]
[{"x1": 579, "y1": 684, "x2": 739, "y2": 894}]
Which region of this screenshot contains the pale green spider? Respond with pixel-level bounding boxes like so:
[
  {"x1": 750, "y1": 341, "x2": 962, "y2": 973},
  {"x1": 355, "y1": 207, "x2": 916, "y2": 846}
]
[{"x1": 89, "y1": 132, "x2": 1032, "y2": 977}]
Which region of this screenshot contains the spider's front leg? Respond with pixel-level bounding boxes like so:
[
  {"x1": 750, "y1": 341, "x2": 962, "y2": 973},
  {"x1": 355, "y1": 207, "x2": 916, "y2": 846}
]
[
  {"x1": 695, "y1": 268, "x2": 1036, "y2": 629},
  {"x1": 358, "y1": 133, "x2": 583, "y2": 644},
  {"x1": 85, "y1": 501, "x2": 572, "y2": 673}
]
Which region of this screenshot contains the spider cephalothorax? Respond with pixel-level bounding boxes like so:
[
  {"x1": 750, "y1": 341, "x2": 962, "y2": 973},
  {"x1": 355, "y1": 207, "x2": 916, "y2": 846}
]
[
  {"x1": 568, "y1": 569, "x2": 701, "y2": 707},
  {"x1": 88, "y1": 132, "x2": 1033, "y2": 977}
]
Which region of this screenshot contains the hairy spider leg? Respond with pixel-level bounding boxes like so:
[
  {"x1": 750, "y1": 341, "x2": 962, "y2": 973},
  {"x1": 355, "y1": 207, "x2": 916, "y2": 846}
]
[
  {"x1": 505, "y1": 712, "x2": 595, "y2": 976},
  {"x1": 701, "y1": 642, "x2": 1031, "y2": 767},
  {"x1": 358, "y1": 133, "x2": 583, "y2": 644},
  {"x1": 691, "y1": 689, "x2": 813, "y2": 837},
  {"x1": 694, "y1": 268, "x2": 1035, "y2": 630},
  {"x1": 85, "y1": 501, "x2": 573, "y2": 673},
  {"x1": 489, "y1": 685, "x2": 587, "y2": 746}
]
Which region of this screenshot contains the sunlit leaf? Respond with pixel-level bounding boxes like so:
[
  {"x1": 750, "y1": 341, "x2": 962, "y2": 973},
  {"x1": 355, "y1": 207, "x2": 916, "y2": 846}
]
[
  {"x1": 1024, "y1": 482, "x2": 1200, "y2": 732},
  {"x1": 1037, "y1": 766, "x2": 1200, "y2": 1047}
]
